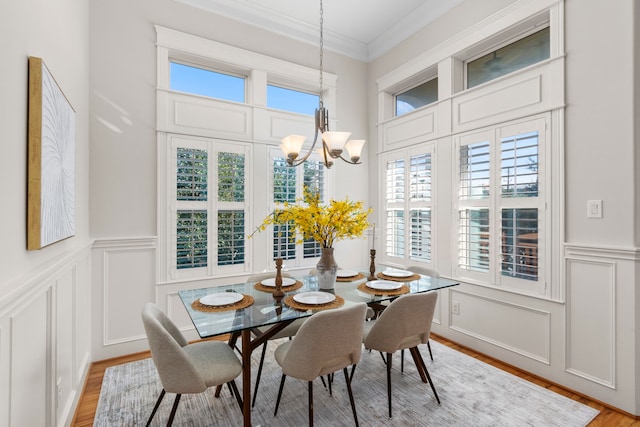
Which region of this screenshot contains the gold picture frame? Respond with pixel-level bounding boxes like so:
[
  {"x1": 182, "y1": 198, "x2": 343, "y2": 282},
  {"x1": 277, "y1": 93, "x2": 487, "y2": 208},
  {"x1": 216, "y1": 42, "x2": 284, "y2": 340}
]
[{"x1": 27, "y1": 56, "x2": 76, "y2": 250}]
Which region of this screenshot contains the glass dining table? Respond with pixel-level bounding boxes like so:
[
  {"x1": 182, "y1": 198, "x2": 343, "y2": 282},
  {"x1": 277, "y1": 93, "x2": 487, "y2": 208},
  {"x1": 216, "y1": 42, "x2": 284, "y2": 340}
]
[{"x1": 178, "y1": 269, "x2": 459, "y2": 427}]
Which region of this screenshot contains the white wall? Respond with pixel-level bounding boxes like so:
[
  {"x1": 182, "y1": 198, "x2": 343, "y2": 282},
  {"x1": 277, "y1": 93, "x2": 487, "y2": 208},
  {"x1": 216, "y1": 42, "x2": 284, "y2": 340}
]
[
  {"x1": 0, "y1": 0, "x2": 92, "y2": 426},
  {"x1": 369, "y1": 0, "x2": 640, "y2": 415}
]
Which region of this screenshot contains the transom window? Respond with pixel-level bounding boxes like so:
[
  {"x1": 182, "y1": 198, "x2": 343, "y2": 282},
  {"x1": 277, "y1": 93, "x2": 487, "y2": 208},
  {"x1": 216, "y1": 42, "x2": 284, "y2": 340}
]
[
  {"x1": 466, "y1": 27, "x2": 550, "y2": 89},
  {"x1": 170, "y1": 62, "x2": 245, "y2": 102},
  {"x1": 267, "y1": 85, "x2": 319, "y2": 116},
  {"x1": 396, "y1": 78, "x2": 438, "y2": 116}
]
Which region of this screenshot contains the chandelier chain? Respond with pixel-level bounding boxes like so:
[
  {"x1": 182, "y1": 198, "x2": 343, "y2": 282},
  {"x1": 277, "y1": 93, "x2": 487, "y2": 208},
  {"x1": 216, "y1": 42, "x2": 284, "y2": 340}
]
[{"x1": 319, "y1": 0, "x2": 324, "y2": 107}]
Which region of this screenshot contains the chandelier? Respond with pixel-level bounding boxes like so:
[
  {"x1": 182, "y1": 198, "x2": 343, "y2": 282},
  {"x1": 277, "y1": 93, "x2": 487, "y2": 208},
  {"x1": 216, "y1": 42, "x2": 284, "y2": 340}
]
[{"x1": 280, "y1": 0, "x2": 365, "y2": 169}]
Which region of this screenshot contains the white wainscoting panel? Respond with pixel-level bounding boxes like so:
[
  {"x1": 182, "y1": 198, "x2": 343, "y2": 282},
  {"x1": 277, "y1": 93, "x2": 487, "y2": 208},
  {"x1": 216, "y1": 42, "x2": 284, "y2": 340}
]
[
  {"x1": 382, "y1": 106, "x2": 437, "y2": 150},
  {"x1": 449, "y1": 289, "x2": 550, "y2": 363},
  {"x1": 456, "y1": 75, "x2": 541, "y2": 126},
  {"x1": 566, "y1": 258, "x2": 615, "y2": 387},
  {"x1": 102, "y1": 247, "x2": 156, "y2": 346},
  {"x1": 158, "y1": 91, "x2": 252, "y2": 139},
  {"x1": 9, "y1": 289, "x2": 49, "y2": 427}
]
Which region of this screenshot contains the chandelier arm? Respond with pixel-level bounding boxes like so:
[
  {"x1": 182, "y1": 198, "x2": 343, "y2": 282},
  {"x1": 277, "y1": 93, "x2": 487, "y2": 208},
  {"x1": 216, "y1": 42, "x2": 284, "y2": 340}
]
[{"x1": 336, "y1": 153, "x2": 362, "y2": 165}]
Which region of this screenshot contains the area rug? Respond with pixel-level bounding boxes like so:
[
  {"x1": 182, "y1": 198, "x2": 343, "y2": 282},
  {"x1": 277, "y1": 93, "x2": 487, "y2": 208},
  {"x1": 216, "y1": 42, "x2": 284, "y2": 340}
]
[{"x1": 94, "y1": 340, "x2": 599, "y2": 426}]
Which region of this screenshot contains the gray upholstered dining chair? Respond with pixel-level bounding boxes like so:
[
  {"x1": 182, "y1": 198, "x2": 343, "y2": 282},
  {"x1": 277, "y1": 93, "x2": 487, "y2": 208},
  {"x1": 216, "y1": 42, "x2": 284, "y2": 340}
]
[
  {"x1": 141, "y1": 303, "x2": 243, "y2": 426},
  {"x1": 406, "y1": 265, "x2": 440, "y2": 362},
  {"x1": 246, "y1": 271, "x2": 306, "y2": 408},
  {"x1": 273, "y1": 302, "x2": 368, "y2": 426},
  {"x1": 363, "y1": 292, "x2": 440, "y2": 418}
]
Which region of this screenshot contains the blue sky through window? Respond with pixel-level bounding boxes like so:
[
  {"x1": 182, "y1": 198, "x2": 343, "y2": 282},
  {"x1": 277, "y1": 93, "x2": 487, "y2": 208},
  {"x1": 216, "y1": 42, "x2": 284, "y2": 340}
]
[
  {"x1": 267, "y1": 85, "x2": 318, "y2": 116},
  {"x1": 170, "y1": 62, "x2": 318, "y2": 115},
  {"x1": 170, "y1": 62, "x2": 245, "y2": 103}
]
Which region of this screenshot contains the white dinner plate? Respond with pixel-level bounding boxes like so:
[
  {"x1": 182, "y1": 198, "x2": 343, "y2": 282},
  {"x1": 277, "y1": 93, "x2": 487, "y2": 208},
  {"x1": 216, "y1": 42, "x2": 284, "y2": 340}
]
[
  {"x1": 199, "y1": 293, "x2": 243, "y2": 306},
  {"x1": 293, "y1": 291, "x2": 336, "y2": 305},
  {"x1": 337, "y1": 269, "x2": 358, "y2": 278},
  {"x1": 366, "y1": 280, "x2": 403, "y2": 291},
  {"x1": 382, "y1": 269, "x2": 413, "y2": 278},
  {"x1": 261, "y1": 277, "x2": 296, "y2": 287}
]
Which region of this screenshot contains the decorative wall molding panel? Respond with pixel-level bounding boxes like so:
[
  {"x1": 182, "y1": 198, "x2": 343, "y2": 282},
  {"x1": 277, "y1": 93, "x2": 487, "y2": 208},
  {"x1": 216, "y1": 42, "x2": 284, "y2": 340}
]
[
  {"x1": 448, "y1": 289, "x2": 551, "y2": 364},
  {"x1": 0, "y1": 248, "x2": 91, "y2": 427}
]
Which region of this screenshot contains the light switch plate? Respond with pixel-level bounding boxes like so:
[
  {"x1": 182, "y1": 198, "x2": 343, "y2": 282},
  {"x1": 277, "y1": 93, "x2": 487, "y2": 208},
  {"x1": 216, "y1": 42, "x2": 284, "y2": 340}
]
[{"x1": 587, "y1": 200, "x2": 603, "y2": 218}]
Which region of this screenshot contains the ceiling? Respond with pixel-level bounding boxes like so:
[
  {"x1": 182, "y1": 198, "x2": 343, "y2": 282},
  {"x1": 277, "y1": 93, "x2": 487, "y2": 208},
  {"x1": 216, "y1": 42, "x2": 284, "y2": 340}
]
[{"x1": 176, "y1": 0, "x2": 465, "y2": 62}]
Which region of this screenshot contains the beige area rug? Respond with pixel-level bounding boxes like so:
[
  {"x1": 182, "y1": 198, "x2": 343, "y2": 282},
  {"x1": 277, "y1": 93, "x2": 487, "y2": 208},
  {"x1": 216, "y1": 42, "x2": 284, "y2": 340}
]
[{"x1": 94, "y1": 340, "x2": 599, "y2": 426}]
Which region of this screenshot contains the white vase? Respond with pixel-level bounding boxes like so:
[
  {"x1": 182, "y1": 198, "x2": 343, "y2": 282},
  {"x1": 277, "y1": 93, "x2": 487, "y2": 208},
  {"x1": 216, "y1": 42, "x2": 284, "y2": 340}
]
[{"x1": 316, "y1": 247, "x2": 338, "y2": 290}]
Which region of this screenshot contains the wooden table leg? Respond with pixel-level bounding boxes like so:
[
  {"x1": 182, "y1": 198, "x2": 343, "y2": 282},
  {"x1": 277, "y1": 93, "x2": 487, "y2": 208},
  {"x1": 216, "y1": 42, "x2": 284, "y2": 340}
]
[{"x1": 242, "y1": 329, "x2": 252, "y2": 427}]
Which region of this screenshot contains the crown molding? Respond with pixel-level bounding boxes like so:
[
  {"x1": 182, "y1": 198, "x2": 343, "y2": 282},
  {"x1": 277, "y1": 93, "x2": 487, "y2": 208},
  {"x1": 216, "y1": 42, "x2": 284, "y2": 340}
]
[{"x1": 176, "y1": 0, "x2": 462, "y2": 62}]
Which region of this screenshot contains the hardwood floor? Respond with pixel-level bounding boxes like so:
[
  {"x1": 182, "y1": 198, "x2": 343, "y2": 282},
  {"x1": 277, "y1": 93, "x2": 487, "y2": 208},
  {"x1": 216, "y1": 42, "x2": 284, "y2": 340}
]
[{"x1": 71, "y1": 334, "x2": 640, "y2": 426}]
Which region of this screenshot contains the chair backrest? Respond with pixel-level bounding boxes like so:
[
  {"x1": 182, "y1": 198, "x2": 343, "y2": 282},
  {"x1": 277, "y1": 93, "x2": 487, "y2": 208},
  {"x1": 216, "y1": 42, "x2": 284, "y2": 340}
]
[
  {"x1": 406, "y1": 265, "x2": 440, "y2": 278},
  {"x1": 246, "y1": 271, "x2": 292, "y2": 283},
  {"x1": 141, "y1": 303, "x2": 207, "y2": 393},
  {"x1": 364, "y1": 292, "x2": 438, "y2": 354},
  {"x1": 280, "y1": 303, "x2": 368, "y2": 381}
]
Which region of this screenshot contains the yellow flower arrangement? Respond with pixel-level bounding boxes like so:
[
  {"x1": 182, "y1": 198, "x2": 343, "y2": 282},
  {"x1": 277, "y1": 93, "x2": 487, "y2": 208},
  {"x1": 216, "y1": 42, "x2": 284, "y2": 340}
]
[{"x1": 250, "y1": 187, "x2": 372, "y2": 248}]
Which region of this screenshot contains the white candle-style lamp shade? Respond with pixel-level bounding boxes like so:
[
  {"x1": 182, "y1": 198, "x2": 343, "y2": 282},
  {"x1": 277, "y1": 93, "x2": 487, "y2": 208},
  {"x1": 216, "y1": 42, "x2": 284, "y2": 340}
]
[
  {"x1": 322, "y1": 131, "x2": 351, "y2": 157},
  {"x1": 280, "y1": 134, "x2": 306, "y2": 161},
  {"x1": 344, "y1": 139, "x2": 365, "y2": 163}
]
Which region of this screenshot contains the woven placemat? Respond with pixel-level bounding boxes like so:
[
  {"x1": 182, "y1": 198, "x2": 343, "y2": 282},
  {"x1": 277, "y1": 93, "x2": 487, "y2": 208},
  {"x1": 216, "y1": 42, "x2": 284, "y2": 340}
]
[
  {"x1": 336, "y1": 272, "x2": 366, "y2": 282},
  {"x1": 284, "y1": 294, "x2": 345, "y2": 311},
  {"x1": 253, "y1": 280, "x2": 303, "y2": 293},
  {"x1": 357, "y1": 283, "x2": 410, "y2": 296},
  {"x1": 376, "y1": 272, "x2": 421, "y2": 282},
  {"x1": 191, "y1": 294, "x2": 255, "y2": 313}
]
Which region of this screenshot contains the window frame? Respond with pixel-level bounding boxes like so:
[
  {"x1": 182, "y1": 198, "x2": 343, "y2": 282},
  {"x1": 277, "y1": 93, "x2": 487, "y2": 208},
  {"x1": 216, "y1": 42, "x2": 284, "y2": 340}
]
[
  {"x1": 453, "y1": 115, "x2": 549, "y2": 295},
  {"x1": 464, "y1": 23, "x2": 551, "y2": 90},
  {"x1": 167, "y1": 134, "x2": 252, "y2": 281},
  {"x1": 268, "y1": 146, "x2": 331, "y2": 269},
  {"x1": 380, "y1": 143, "x2": 436, "y2": 269}
]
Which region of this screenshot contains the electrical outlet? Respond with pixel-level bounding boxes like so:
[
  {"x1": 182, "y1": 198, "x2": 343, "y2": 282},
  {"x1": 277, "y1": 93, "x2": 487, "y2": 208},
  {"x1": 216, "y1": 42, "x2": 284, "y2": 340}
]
[{"x1": 452, "y1": 301, "x2": 460, "y2": 315}]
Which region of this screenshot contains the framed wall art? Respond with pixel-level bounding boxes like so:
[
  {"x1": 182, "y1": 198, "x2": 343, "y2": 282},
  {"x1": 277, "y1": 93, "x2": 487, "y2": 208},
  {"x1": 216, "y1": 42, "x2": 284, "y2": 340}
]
[{"x1": 27, "y1": 56, "x2": 76, "y2": 250}]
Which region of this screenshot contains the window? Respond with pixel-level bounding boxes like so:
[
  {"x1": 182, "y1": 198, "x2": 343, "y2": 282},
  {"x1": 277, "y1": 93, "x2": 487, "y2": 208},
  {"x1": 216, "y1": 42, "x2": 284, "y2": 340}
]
[
  {"x1": 396, "y1": 78, "x2": 438, "y2": 116},
  {"x1": 267, "y1": 85, "x2": 319, "y2": 115},
  {"x1": 157, "y1": 27, "x2": 342, "y2": 281},
  {"x1": 466, "y1": 27, "x2": 550, "y2": 88},
  {"x1": 383, "y1": 147, "x2": 434, "y2": 265},
  {"x1": 170, "y1": 62, "x2": 245, "y2": 102},
  {"x1": 271, "y1": 149, "x2": 327, "y2": 266},
  {"x1": 171, "y1": 136, "x2": 250, "y2": 277},
  {"x1": 455, "y1": 117, "x2": 546, "y2": 291}
]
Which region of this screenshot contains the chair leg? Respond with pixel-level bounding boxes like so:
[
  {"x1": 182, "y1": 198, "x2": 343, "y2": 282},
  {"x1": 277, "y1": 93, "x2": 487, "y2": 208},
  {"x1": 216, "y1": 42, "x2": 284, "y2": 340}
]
[
  {"x1": 251, "y1": 341, "x2": 269, "y2": 407},
  {"x1": 167, "y1": 393, "x2": 182, "y2": 427},
  {"x1": 145, "y1": 389, "x2": 166, "y2": 426},
  {"x1": 343, "y1": 367, "x2": 360, "y2": 427},
  {"x1": 274, "y1": 374, "x2": 287, "y2": 416},
  {"x1": 386, "y1": 353, "x2": 393, "y2": 419},
  {"x1": 308, "y1": 380, "x2": 314, "y2": 427},
  {"x1": 320, "y1": 375, "x2": 327, "y2": 388},
  {"x1": 328, "y1": 374, "x2": 333, "y2": 396},
  {"x1": 349, "y1": 364, "x2": 357, "y2": 383},
  {"x1": 229, "y1": 380, "x2": 244, "y2": 412},
  {"x1": 414, "y1": 347, "x2": 440, "y2": 405},
  {"x1": 427, "y1": 340, "x2": 434, "y2": 361},
  {"x1": 401, "y1": 349, "x2": 404, "y2": 373}
]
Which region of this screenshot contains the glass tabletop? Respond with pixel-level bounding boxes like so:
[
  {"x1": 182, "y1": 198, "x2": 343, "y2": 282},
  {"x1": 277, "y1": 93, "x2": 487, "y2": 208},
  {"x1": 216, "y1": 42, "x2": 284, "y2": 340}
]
[{"x1": 178, "y1": 271, "x2": 459, "y2": 339}]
